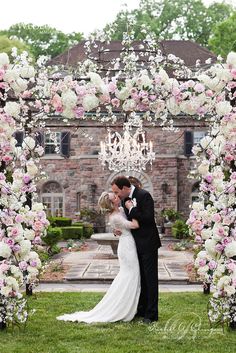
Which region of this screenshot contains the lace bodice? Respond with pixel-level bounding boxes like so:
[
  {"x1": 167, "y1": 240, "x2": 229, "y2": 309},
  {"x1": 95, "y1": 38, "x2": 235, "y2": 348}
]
[{"x1": 109, "y1": 210, "x2": 133, "y2": 236}]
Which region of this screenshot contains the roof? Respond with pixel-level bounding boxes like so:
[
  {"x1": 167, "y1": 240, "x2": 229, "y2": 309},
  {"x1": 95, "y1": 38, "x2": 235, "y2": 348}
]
[{"x1": 48, "y1": 40, "x2": 217, "y2": 71}]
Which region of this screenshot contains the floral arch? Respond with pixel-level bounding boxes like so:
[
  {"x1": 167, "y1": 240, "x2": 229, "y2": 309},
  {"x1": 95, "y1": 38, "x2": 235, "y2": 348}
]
[{"x1": 0, "y1": 46, "x2": 236, "y2": 328}]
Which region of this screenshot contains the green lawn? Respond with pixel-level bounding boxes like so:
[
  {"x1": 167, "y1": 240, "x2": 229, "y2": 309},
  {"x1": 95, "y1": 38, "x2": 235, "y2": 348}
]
[{"x1": 0, "y1": 292, "x2": 235, "y2": 353}]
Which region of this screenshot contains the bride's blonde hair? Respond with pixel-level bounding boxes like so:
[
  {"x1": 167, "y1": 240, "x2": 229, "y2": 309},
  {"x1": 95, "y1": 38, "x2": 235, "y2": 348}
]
[{"x1": 98, "y1": 191, "x2": 115, "y2": 214}]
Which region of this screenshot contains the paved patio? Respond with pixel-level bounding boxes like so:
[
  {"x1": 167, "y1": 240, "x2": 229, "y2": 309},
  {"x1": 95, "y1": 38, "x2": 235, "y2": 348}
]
[{"x1": 51, "y1": 237, "x2": 194, "y2": 284}]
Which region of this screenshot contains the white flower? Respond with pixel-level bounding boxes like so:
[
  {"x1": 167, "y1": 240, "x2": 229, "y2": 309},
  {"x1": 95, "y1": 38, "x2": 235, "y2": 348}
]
[
  {"x1": 26, "y1": 160, "x2": 38, "y2": 177},
  {"x1": 11, "y1": 77, "x2": 28, "y2": 94},
  {"x1": 122, "y1": 99, "x2": 136, "y2": 111},
  {"x1": 24, "y1": 229, "x2": 35, "y2": 241},
  {"x1": 201, "y1": 228, "x2": 212, "y2": 240},
  {"x1": 132, "y1": 198, "x2": 137, "y2": 207},
  {"x1": 31, "y1": 202, "x2": 44, "y2": 212},
  {"x1": 115, "y1": 87, "x2": 130, "y2": 101},
  {"x1": 82, "y1": 94, "x2": 99, "y2": 111},
  {"x1": 158, "y1": 69, "x2": 169, "y2": 83},
  {"x1": 0, "y1": 243, "x2": 11, "y2": 259},
  {"x1": 226, "y1": 52, "x2": 236, "y2": 68},
  {"x1": 215, "y1": 101, "x2": 232, "y2": 116},
  {"x1": 166, "y1": 97, "x2": 181, "y2": 115},
  {"x1": 22, "y1": 136, "x2": 36, "y2": 150},
  {"x1": 0, "y1": 52, "x2": 10, "y2": 68},
  {"x1": 0, "y1": 286, "x2": 12, "y2": 297},
  {"x1": 205, "y1": 238, "x2": 217, "y2": 258},
  {"x1": 88, "y1": 72, "x2": 103, "y2": 87},
  {"x1": 61, "y1": 89, "x2": 77, "y2": 109},
  {"x1": 138, "y1": 73, "x2": 152, "y2": 89},
  {"x1": 224, "y1": 285, "x2": 236, "y2": 296},
  {"x1": 19, "y1": 240, "x2": 31, "y2": 257},
  {"x1": 20, "y1": 65, "x2": 35, "y2": 78},
  {"x1": 4, "y1": 102, "x2": 21, "y2": 118},
  {"x1": 198, "y1": 160, "x2": 210, "y2": 176},
  {"x1": 224, "y1": 241, "x2": 236, "y2": 258},
  {"x1": 200, "y1": 136, "x2": 212, "y2": 149}
]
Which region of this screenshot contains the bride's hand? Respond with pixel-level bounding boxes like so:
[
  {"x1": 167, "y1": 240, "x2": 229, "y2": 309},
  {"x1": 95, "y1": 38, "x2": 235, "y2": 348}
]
[
  {"x1": 113, "y1": 228, "x2": 122, "y2": 237},
  {"x1": 125, "y1": 199, "x2": 133, "y2": 210}
]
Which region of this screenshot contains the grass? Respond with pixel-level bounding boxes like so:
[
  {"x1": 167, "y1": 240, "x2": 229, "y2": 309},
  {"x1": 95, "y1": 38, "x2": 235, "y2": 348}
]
[{"x1": 0, "y1": 292, "x2": 235, "y2": 353}]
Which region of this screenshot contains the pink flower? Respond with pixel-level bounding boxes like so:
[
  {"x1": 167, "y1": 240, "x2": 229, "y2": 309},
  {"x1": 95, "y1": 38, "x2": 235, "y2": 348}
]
[
  {"x1": 30, "y1": 260, "x2": 37, "y2": 267},
  {"x1": 206, "y1": 89, "x2": 213, "y2": 97},
  {"x1": 19, "y1": 261, "x2": 28, "y2": 271},
  {"x1": 0, "y1": 69, "x2": 5, "y2": 80},
  {"x1": 74, "y1": 106, "x2": 85, "y2": 118},
  {"x1": 231, "y1": 69, "x2": 236, "y2": 79},
  {"x1": 108, "y1": 82, "x2": 117, "y2": 93},
  {"x1": 212, "y1": 213, "x2": 221, "y2": 223},
  {"x1": 15, "y1": 214, "x2": 24, "y2": 223},
  {"x1": 194, "y1": 83, "x2": 205, "y2": 93},
  {"x1": 23, "y1": 174, "x2": 31, "y2": 184},
  {"x1": 111, "y1": 98, "x2": 120, "y2": 108},
  {"x1": 199, "y1": 259, "x2": 206, "y2": 266},
  {"x1": 208, "y1": 260, "x2": 217, "y2": 270}
]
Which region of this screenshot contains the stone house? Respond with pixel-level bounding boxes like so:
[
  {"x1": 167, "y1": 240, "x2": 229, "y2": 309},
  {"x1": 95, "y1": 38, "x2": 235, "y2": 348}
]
[{"x1": 34, "y1": 40, "x2": 216, "y2": 224}]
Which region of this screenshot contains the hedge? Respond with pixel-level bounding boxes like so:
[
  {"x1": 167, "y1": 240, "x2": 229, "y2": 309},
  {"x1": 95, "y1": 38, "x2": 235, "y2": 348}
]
[
  {"x1": 60, "y1": 226, "x2": 84, "y2": 240},
  {"x1": 48, "y1": 217, "x2": 72, "y2": 227}
]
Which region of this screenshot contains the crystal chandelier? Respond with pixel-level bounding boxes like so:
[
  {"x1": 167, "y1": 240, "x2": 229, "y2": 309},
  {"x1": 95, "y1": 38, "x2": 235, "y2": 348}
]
[{"x1": 99, "y1": 119, "x2": 155, "y2": 172}]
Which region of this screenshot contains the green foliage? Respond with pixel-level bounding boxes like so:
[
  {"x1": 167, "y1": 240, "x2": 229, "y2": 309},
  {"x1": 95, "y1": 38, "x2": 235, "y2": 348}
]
[
  {"x1": 83, "y1": 223, "x2": 94, "y2": 238},
  {"x1": 43, "y1": 227, "x2": 62, "y2": 248},
  {"x1": 37, "y1": 249, "x2": 50, "y2": 264},
  {"x1": 0, "y1": 292, "x2": 235, "y2": 353},
  {"x1": 0, "y1": 35, "x2": 32, "y2": 59},
  {"x1": 60, "y1": 226, "x2": 84, "y2": 240},
  {"x1": 161, "y1": 208, "x2": 181, "y2": 222},
  {"x1": 103, "y1": 0, "x2": 233, "y2": 47},
  {"x1": 48, "y1": 217, "x2": 72, "y2": 227},
  {"x1": 0, "y1": 23, "x2": 83, "y2": 59},
  {"x1": 172, "y1": 219, "x2": 190, "y2": 239},
  {"x1": 208, "y1": 11, "x2": 236, "y2": 57}
]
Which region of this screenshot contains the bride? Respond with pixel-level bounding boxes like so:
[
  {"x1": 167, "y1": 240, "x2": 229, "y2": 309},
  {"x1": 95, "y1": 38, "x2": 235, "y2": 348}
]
[{"x1": 57, "y1": 191, "x2": 140, "y2": 323}]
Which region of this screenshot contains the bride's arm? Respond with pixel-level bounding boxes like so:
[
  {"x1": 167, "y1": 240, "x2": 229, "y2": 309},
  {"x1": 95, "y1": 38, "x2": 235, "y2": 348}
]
[{"x1": 123, "y1": 218, "x2": 139, "y2": 229}]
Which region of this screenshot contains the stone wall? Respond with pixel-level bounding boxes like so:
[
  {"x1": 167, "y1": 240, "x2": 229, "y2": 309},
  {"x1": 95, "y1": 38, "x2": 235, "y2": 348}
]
[{"x1": 37, "y1": 117, "x2": 208, "y2": 222}]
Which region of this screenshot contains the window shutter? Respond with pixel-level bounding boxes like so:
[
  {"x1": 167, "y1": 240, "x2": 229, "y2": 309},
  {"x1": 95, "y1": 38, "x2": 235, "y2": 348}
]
[
  {"x1": 35, "y1": 131, "x2": 44, "y2": 146},
  {"x1": 14, "y1": 131, "x2": 24, "y2": 147},
  {"x1": 61, "y1": 132, "x2": 70, "y2": 158},
  {"x1": 184, "y1": 131, "x2": 193, "y2": 157}
]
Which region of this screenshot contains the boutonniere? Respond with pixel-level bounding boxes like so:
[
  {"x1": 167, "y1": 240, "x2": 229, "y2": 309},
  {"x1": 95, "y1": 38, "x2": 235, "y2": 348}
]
[{"x1": 132, "y1": 198, "x2": 137, "y2": 207}]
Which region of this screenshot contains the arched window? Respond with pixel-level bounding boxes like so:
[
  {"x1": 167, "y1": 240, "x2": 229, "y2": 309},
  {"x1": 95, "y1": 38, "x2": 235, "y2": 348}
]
[
  {"x1": 41, "y1": 181, "x2": 64, "y2": 217},
  {"x1": 191, "y1": 182, "x2": 200, "y2": 203}
]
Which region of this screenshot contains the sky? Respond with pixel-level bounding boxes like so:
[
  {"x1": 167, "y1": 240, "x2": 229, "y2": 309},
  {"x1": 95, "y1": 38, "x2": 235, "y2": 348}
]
[{"x1": 0, "y1": 0, "x2": 235, "y2": 36}]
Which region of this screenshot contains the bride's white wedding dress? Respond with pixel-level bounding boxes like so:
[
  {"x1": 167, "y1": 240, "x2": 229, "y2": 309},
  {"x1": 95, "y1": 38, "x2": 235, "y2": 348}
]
[{"x1": 57, "y1": 210, "x2": 140, "y2": 323}]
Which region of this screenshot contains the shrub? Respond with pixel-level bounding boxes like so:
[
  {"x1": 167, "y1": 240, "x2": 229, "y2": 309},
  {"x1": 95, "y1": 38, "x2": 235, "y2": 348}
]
[
  {"x1": 83, "y1": 223, "x2": 94, "y2": 238},
  {"x1": 43, "y1": 227, "x2": 62, "y2": 248},
  {"x1": 161, "y1": 208, "x2": 181, "y2": 222},
  {"x1": 48, "y1": 217, "x2": 72, "y2": 227},
  {"x1": 60, "y1": 226, "x2": 84, "y2": 240},
  {"x1": 171, "y1": 219, "x2": 190, "y2": 239}
]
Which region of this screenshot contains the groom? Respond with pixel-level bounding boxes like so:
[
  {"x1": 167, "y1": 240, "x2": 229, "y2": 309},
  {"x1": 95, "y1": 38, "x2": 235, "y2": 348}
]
[{"x1": 111, "y1": 176, "x2": 161, "y2": 323}]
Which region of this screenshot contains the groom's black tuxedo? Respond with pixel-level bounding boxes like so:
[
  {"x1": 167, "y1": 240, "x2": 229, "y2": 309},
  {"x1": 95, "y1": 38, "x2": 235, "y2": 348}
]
[
  {"x1": 123, "y1": 188, "x2": 161, "y2": 253},
  {"x1": 123, "y1": 187, "x2": 161, "y2": 322}
]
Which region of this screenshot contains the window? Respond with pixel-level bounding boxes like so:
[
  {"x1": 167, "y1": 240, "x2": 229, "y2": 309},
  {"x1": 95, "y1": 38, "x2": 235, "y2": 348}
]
[
  {"x1": 193, "y1": 131, "x2": 207, "y2": 145},
  {"x1": 41, "y1": 181, "x2": 64, "y2": 217},
  {"x1": 191, "y1": 182, "x2": 200, "y2": 203},
  {"x1": 44, "y1": 132, "x2": 61, "y2": 155},
  {"x1": 184, "y1": 130, "x2": 207, "y2": 156}
]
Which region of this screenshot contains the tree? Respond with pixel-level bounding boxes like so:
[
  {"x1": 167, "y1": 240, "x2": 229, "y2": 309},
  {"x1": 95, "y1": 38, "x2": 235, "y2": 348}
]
[
  {"x1": 208, "y1": 11, "x2": 236, "y2": 57},
  {"x1": 0, "y1": 23, "x2": 83, "y2": 59},
  {"x1": 0, "y1": 35, "x2": 32, "y2": 58},
  {"x1": 103, "y1": 0, "x2": 233, "y2": 47}
]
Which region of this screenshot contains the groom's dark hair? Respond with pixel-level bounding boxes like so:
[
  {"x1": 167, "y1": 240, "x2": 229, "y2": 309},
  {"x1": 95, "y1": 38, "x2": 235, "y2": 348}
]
[{"x1": 111, "y1": 176, "x2": 131, "y2": 190}]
